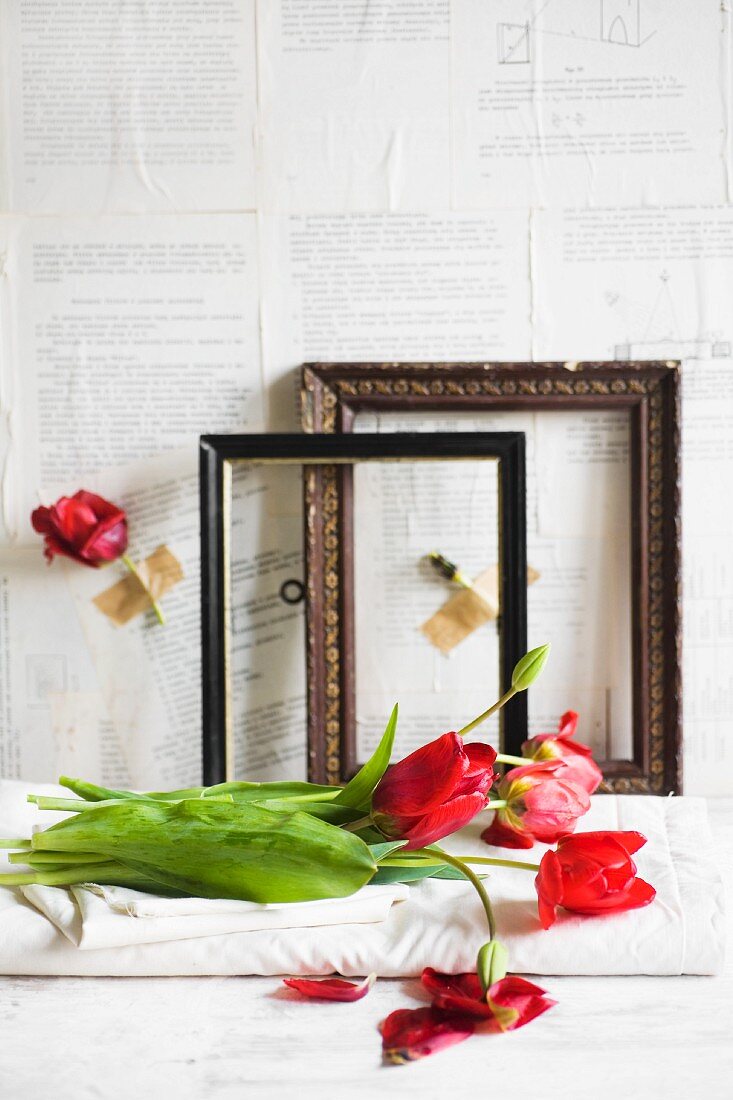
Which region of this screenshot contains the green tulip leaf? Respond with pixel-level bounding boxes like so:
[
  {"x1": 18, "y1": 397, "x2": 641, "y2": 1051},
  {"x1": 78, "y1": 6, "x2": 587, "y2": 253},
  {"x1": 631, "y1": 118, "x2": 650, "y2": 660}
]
[
  {"x1": 32, "y1": 798, "x2": 376, "y2": 902},
  {"x1": 369, "y1": 841, "x2": 408, "y2": 862},
  {"x1": 253, "y1": 800, "x2": 363, "y2": 825},
  {"x1": 59, "y1": 777, "x2": 159, "y2": 803},
  {"x1": 200, "y1": 781, "x2": 341, "y2": 803},
  {"x1": 334, "y1": 704, "x2": 398, "y2": 810},
  {"x1": 371, "y1": 862, "x2": 480, "y2": 885}
]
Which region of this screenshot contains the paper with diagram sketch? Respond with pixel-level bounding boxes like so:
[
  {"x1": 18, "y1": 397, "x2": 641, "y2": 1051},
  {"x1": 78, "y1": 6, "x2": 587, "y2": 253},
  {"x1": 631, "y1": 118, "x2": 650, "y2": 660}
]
[
  {"x1": 0, "y1": 0, "x2": 730, "y2": 800},
  {"x1": 532, "y1": 205, "x2": 733, "y2": 361},
  {"x1": 451, "y1": 0, "x2": 727, "y2": 208},
  {"x1": 532, "y1": 202, "x2": 733, "y2": 793}
]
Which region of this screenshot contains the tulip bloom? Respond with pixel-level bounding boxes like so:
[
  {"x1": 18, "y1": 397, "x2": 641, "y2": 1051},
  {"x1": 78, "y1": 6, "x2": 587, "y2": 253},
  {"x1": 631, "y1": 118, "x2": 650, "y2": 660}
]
[
  {"x1": 481, "y1": 760, "x2": 590, "y2": 849},
  {"x1": 522, "y1": 710, "x2": 603, "y2": 795},
  {"x1": 422, "y1": 968, "x2": 556, "y2": 1032},
  {"x1": 380, "y1": 1006, "x2": 475, "y2": 1063},
  {"x1": 32, "y1": 491, "x2": 128, "y2": 567},
  {"x1": 372, "y1": 733, "x2": 497, "y2": 851},
  {"x1": 536, "y1": 830, "x2": 656, "y2": 929},
  {"x1": 283, "y1": 974, "x2": 374, "y2": 1002}
]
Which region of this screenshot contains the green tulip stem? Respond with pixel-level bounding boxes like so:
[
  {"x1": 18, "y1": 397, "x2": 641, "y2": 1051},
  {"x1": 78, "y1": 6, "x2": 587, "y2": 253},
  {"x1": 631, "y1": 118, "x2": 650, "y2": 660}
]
[
  {"x1": 342, "y1": 814, "x2": 373, "y2": 833},
  {"x1": 0, "y1": 862, "x2": 118, "y2": 887},
  {"x1": 457, "y1": 687, "x2": 517, "y2": 738},
  {"x1": 122, "y1": 554, "x2": 165, "y2": 626},
  {"x1": 427, "y1": 846, "x2": 496, "y2": 941},
  {"x1": 456, "y1": 855, "x2": 541, "y2": 872},
  {"x1": 280, "y1": 790, "x2": 344, "y2": 803},
  {"x1": 380, "y1": 853, "x2": 541, "y2": 873},
  {"x1": 486, "y1": 800, "x2": 507, "y2": 810},
  {"x1": 494, "y1": 753, "x2": 526, "y2": 767}
]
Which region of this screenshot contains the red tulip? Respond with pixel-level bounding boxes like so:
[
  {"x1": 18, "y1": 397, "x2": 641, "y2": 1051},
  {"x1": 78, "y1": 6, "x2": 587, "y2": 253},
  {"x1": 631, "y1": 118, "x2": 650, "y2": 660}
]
[
  {"x1": 536, "y1": 830, "x2": 656, "y2": 929},
  {"x1": 283, "y1": 973, "x2": 374, "y2": 1002},
  {"x1": 522, "y1": 710, "x2": 603, "y2": 794},
  {"x1": 380, "y1": 1006, "x2": 475, "y2": 1063},
  {"x1": 32, "y1": 491, "x2": 128, "y2": 567},
  {"x1": 481, "y1": 760, "x2": 590, "y2": 849},
  {"x1": 422, "y1": 968, "x2": 556, "y2": 1031},
  {"x1": 372, "y1": 733, "x2": 497, "y2": 851}
]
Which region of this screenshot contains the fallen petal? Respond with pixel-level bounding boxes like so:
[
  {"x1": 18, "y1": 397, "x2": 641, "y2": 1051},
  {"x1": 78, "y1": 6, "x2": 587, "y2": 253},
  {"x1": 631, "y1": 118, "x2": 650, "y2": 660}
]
[
  {"x1": 283, "y1": 973, "x2": 375, "y2": 1002},
  {"x1": 380, "y1": 1006, "x2": 475, "y2": 1064}
]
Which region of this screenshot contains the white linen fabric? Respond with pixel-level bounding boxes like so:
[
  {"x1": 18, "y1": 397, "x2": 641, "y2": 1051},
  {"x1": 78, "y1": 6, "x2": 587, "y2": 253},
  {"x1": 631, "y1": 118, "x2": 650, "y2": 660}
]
[
  {"x1": 19, "y1": 883, "x2": 410, "y2": 950},
  {"x1": 0, "y1": 780, "x2": 725, "y2": 976}
]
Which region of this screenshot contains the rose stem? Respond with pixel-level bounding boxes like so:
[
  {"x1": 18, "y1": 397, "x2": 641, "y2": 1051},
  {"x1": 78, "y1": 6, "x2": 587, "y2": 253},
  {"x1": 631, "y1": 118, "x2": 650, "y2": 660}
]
[{"x1": 121, "y1": 554, "x2": 165, "y2": 626}]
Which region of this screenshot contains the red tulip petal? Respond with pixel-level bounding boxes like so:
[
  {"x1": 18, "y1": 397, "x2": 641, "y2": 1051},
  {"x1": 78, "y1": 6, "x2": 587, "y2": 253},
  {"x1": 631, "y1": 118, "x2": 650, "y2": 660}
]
[
  {"x1": 421, "y1": 968, "x2": 483, "y2": 1002},
  {"x1": 373, "y1": 733, "x2": 469, "y2": 816},
  {"x1": 522, "y1": 777, "x2": 591, "y2": 838},
  {"x1": 283, "y1": 973, "x2": 375, "y2": 1001},
  {"x1": 597, "y1": 861, "x2": 639, "y2": 893},
  {"x1": 487, "y1": 976, "x2": 556, "y2": 1030},
  {"x1": 559, "y1": 738, "x2": 595, "y2": 760},
  {"x1": 522, "y1": 732, "x2": 561, "y2": 752},
  {"x1": 490, "y1": 975, "x2": 548, "y2": 999},
  {"x1": 557, "y1": 710, "x2": 579, "y2": 739},
  {"x1": 455, "y1": 742, "x2": 497, "y2": 797},
  {"x1": 422, "y1": 968, "x2": 493, "y2": 1020},
  {"x1": 503, "y1": 759, "x2": 564, "y2": 785},
  {"x1": 535, "y1": 850, "x2": 564, "y2": 929},
  {"x1": 400, "y1": 791, "x2": 487, "y2": 850},
  {"x1": 554, "y1": 755, "x2": 603, "y2": 795},
  {"x1": 481, "y1": 815, "x2": 534, "y2": 849},
  {"x1": 556, "y1": 832, "x2": 636, "y2": 873},
  {"x1": 558, "y1": 830, "x2": 647, "y2": 857},
  {"x1": 433, "y1": 992, "x2": 493, "y2": 1020},
  {"x1": 464, "y1": 742, "x2": 498, "y2": 770},
  {"x1": 380, "y1": 1007, "x2": 475, "y2": 1064},
  {"x1": 609, "y1": 831, "x2": 648, "y2": 856},
  {"x1": 566, "y1": 876, "x2": 656, "y2": 915}
]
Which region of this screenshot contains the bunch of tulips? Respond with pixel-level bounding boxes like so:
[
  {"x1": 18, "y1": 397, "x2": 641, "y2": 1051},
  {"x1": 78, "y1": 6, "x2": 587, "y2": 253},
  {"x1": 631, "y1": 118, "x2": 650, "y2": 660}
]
[{"x1": 0, "y1": 643, "x2": 655, "y2": 1065}]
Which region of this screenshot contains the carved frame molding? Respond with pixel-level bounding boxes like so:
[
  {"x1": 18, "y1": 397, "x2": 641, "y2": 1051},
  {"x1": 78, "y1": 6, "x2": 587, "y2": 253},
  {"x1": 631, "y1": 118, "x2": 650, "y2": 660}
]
[{"x1": 302, "y1": 361, "x2": 682, "y2": 794}]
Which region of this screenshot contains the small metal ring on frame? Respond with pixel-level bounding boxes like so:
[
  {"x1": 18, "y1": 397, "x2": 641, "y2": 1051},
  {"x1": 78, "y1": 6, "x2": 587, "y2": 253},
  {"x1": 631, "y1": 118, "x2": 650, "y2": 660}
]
[{"x1": 279, "y1": 579, "x2": 305, "y2": 605}]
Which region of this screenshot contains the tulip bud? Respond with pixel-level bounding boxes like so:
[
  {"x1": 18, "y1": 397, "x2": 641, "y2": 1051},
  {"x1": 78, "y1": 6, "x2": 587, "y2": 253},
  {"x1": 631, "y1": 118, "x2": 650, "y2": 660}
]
[
  {"x1": 511, "y1": 643, "x2": 550, "y2": 691},
  {"x1": 476, "y1": 940, "x2": 508, "y2": 995}
]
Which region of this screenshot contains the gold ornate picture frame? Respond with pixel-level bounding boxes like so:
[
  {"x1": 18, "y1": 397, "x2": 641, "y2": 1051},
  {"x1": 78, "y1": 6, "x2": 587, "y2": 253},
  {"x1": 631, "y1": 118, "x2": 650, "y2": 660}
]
[{"x1": 302, "y1": 361, "x2": 682, "y2": 795}]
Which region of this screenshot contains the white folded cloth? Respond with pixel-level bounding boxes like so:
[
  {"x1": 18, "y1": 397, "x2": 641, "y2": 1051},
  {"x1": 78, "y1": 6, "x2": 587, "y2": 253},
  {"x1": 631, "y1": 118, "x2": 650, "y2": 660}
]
[
  {"x1": 0, "y1": 780, "x2": 725, "y2": 976},
  {"x1": 19, "y1": 882, "x2": 410, "y2": 950}
]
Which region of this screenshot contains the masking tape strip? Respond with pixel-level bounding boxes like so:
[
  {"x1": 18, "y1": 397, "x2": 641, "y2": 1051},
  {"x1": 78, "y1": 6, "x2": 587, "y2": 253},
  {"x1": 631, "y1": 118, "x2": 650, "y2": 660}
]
[
  {"x1": 93, "y1": 545, "x2": 183, "y2": 626},
  {"x1": 421, "y1": 565, "x2": 540, "y2": 654}
]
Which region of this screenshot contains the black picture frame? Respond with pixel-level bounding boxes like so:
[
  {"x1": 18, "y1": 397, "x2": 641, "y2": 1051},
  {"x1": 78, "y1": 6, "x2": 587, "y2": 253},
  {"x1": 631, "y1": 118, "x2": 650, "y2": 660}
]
[{"x1": 200, "y1": 432, "x2": 527, "y2": 785}]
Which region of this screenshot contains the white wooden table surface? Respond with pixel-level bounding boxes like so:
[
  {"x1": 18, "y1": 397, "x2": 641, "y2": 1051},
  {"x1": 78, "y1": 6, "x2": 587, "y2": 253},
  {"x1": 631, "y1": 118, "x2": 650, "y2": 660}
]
[{"x1": 1, "y1": 801, "x2": 731, "y2": 1100}]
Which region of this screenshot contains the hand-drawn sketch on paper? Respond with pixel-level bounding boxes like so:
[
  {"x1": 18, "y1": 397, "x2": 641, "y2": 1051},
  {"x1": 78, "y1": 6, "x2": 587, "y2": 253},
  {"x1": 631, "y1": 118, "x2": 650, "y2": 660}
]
[
  {"x1": 497, "y1": 0, "x2": 655, "y2": 66},
  {"x1": 606, "y1": 272, "x2": 732, "y2": 361}
]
